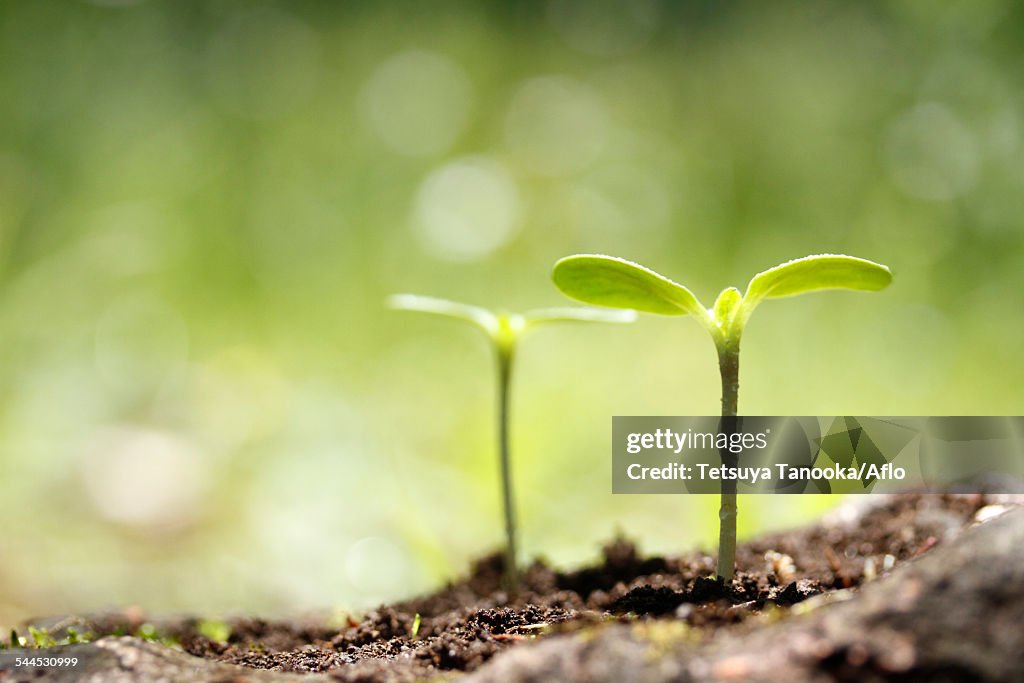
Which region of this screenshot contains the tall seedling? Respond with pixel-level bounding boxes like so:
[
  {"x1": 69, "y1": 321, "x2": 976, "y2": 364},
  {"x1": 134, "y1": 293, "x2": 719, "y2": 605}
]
[
  {"x1": 390, "y1": 294, "x2": 635, "y2": 589},
  {"x1": 551, "y1": 254, "x2": 892, "y2": 580}
]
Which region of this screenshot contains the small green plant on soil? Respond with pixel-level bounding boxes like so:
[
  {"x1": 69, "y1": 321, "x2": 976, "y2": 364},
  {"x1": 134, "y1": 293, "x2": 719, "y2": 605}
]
[
  {"x1": 390, "y1": 294, "x2": 636, "y2": 589},
  {"x1": 552, "y1": 254, "x2": 892, "y2": 581},
  {"x1": 134, "y1": 623, "x2": 179, "y2": 648},
  {"x1": 3, "y1": 626, "x2": 93, "y2": 649},
  {"x1": 197, "y1": 618, "x2": 231, "y2": 644},
  {"x1": 411, "y1": 613, "x2": 422, "y2": 640},
  {"x1": 28, "y1": 626, "x2": 58, "y2": 648}
]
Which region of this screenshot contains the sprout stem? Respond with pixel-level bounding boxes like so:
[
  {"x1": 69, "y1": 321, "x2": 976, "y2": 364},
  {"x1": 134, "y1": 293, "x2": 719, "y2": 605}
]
[
  {"x1": 716, "y1": 341, "x2": 740, "y2": 581},
  {"x1": 496, "y1": 343, "x2": 520, "y2": 591}
]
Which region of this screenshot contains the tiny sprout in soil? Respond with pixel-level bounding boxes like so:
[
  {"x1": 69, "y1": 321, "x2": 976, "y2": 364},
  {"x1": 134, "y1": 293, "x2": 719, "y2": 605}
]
[
  {"x1": 552, "y1": 253, "x2": 892, "y2": 581},
  {"x1": 411, "y1": 613, "x2": 422, "y2": 639},
  {"x1": 389, "y1": 294, "x2": 635, "y2": 589},
  {"x1": 28, "y1": 626, "x2": 57, "y2": 648}
]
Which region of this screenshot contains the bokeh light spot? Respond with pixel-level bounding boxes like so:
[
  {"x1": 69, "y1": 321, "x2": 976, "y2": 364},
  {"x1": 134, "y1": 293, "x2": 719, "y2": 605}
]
[
  {"x1": 359, "y1": 51, "x2": 472, "y2": 157},
  {"x1": 413, "y1": 156, "x2": 520, "y2": 261},
  {"x1": 81, "y1": 427, "x2": 206, "y2": 528},
  {"x1": 505, "y1": 76, "x2": 610, "y2": 176}
]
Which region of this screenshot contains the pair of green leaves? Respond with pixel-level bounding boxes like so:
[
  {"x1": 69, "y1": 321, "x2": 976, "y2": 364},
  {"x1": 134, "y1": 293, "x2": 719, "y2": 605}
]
[
  {"x1": 391, "y1": 254, "x2": 892, "y2": 347},
  {"x1": 388, "y1": 294, "x2": 636, "y2": 350},
  {"x1": 551, "y1": 254, "x2": 893, "y2": 345}
]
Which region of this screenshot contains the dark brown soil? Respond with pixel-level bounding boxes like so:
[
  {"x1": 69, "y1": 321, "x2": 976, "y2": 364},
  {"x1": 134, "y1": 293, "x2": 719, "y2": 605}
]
[{"x1": 27, "y1": 494, "x2": 996, "y2": 681}]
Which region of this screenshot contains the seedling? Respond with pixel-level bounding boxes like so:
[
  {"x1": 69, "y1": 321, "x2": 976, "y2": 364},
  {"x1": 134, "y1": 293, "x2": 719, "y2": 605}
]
[
  {"x1": 390, "y1": 294, "x2": 635, "y2": 589},
  {"x1": 552, "y1": 254, "x2": 892, "y2": 580},
  {"x1": 411, "y1": 613, "x2": 422, "y2": 640},
  {"x1": 136, "y1": 623, "x2": 160, "y2": 642},
  {"x1": 197, "y1": 618, "x2": 231, "y2": 644},
  {"x1": 29, "y1": 626, "x2": 57, "y2": 648}
]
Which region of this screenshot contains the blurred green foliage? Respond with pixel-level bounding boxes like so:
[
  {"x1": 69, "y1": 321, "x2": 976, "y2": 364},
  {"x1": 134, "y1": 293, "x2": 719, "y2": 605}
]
[{"x1": 0, "y1": 0, "x2": 1022, "y2": 624}]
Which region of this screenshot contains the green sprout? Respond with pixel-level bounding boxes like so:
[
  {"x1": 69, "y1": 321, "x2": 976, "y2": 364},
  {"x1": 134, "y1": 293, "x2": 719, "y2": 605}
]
[
  {"x1": 135, "y1": 623, "x2": 161, "y2": 642},
  {"x1": 411, "y1": 613, "x2": 422, "y2": 640},
  {"x1": 390, "y1": 294, "x2": 636, "y2": 590},
  {"x1": 197, "y1": 618, "x2": 231, "y2": 644},
  {"x1": 552, "y1": 254, "x2": 893, "y2": 581},
  {"x1": 29, "y1": 626, "x2": 57, "y2": 648}
]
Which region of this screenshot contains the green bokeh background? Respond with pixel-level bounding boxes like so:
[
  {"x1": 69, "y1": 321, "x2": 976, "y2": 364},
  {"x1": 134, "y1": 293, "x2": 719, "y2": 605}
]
[{"x1": 1, "y1": 0, "x2": 1022, "y2": 624}]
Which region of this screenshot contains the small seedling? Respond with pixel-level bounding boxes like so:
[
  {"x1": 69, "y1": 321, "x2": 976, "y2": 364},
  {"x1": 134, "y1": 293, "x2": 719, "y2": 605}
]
[
  {"x1": 552, "y1": 253, "x2": 892, "y2": 580},
  {"x1": 29, "y1": 626, "x2": 57, "y2": 648},
  {"x1": 411, "y1": 613, "x2": 422, "y2": 640},
  {"x1": 135, "y1": 623, "x2": 160, "y2": 642},
  {"x1": 197, "y1": 618, "x2": 231, "y2": 644},
  {"x1": 390, "y1": 294, "x2": 635, "y2": 589}
]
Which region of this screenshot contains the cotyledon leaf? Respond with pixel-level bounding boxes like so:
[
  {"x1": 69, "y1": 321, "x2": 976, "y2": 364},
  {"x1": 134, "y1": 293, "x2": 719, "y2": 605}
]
[
  {"x1": 524, "y1": 307, "x2": 637, "y2": 327},
  {"x1": 388, "y1": 294, "x2": 499, "y2": 336},
  {"x1": 389, "y1": 295, "x2": 635, "y2": 346},
  {"x1": 739, "y1": 254, "x2": 892, "y2": 325},
  {"x1": 552, "y1": 254, "x2": 713, "y2": 327}
]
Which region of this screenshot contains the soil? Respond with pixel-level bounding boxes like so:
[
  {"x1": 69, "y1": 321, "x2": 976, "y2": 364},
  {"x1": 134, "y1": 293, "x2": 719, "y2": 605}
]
[{"x1": 13, "y1": 493, "x2": 1004, "y2": 682}]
